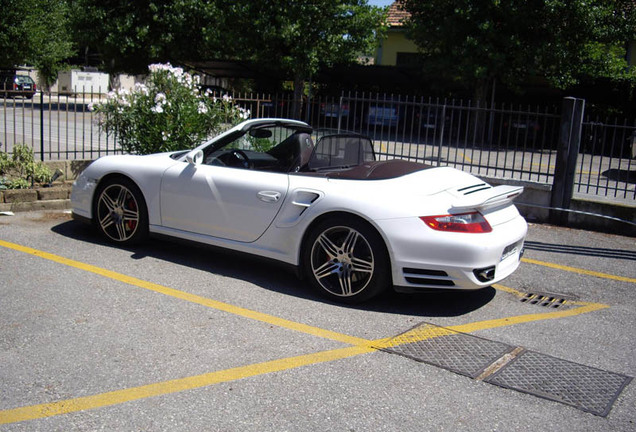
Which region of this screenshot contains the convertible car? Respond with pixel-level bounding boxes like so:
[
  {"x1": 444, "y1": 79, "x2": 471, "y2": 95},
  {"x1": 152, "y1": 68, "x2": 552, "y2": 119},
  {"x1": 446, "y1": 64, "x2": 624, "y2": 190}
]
[{"x1": 71, "y1": 118, "x2": 527, "y2": 303}]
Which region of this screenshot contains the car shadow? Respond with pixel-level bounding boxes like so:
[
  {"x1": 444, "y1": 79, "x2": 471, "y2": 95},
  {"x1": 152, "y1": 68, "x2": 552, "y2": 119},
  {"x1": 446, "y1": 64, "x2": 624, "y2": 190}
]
[{"x1": 51, "y1": 220, "x2": 495, "y2": 317}]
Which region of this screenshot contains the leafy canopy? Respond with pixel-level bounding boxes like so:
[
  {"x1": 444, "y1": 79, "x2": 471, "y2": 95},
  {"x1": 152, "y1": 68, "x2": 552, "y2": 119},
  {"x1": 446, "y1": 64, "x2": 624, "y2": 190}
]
[
  {"x1": 402, "y1": 0, "x2": 636, "y2": 92},
  {"x1": 0, "y1": 0, "x2": 75, "y2": 85},
  {"x1": 69, "y1": 0, "x2": 386, "y2": 82},
  {"x1": 69, "y1": 0, "x2": 231, "y2": 74},
  {"x1": 230, "y1": 1, "x2": 386, "y2": 80}
]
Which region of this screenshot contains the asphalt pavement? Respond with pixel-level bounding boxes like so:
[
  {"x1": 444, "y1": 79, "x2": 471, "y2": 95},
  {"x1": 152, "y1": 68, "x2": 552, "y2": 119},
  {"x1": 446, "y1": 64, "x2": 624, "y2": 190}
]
[{"x1": 0, "y1": 210, "x2": 635, "y2": 431}]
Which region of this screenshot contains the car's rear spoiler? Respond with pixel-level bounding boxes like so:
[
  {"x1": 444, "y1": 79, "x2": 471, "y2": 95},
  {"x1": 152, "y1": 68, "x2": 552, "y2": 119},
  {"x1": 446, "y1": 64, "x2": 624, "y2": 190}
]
[{"x1": 451, "y1": 185, "x2": 524, "y2": 211}]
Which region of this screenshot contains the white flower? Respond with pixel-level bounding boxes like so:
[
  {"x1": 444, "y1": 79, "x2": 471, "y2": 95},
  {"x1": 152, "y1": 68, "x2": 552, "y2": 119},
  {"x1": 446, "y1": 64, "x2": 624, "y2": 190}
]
[
  {"x1": 222, "y1": 94, "x2": 232, "y2": 102},
  {"x1": 172, "y1": 67, "x2": 184, "y2": 77},
  {"x1": 151, "y1": 104, "x2": 164, "y2": 114},
  {"x1": 87, "y1": 102, "x2": 95, "y2": 111},
  {"x1": 154, "y1": 93, "x2": 167, "y2": 104},
  {"x1": 149, "y1": 63, "x2": 172, "y2": 73},
  {"x1": 133, "y1": 83, "x2": 149, "y2": 95},
  {"x1": 162, "y1": 131, "x2": 170, "y2": 141},
  {"x1": 197, "y1": 102, "x2": 209, "y2": 114}
]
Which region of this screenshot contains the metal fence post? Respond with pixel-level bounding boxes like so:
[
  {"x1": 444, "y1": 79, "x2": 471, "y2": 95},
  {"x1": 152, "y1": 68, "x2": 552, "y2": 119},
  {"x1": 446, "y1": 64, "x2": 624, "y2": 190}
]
[
  {"x1": 437, "y1": 104, "x2": 446, "y2": 166},
  {"x1": 550, "y1": 97, "x2": 585, "y2": 225},
  {"x1": 39, "y1": 90, "x2": 44, "y2": 161}
]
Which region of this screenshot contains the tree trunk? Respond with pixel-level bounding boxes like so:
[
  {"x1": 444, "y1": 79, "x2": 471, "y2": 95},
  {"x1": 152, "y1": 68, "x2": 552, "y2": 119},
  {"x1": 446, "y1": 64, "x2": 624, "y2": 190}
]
[{"x1": 471, "y1": 78, "x2": 496, "y2": 145}]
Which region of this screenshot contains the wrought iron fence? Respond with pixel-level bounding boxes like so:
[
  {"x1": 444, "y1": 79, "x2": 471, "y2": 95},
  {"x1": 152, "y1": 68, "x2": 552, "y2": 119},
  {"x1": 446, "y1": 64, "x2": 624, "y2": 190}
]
[
  {"x1": 576, "y1": 118, "x2": 635, "y2": 200},
  {"x1": 1, "y1": 90, "x2": 634, "y2": 203},
  {"x1": 1, "y1": 90, "x2": 119, "y2": 161}
]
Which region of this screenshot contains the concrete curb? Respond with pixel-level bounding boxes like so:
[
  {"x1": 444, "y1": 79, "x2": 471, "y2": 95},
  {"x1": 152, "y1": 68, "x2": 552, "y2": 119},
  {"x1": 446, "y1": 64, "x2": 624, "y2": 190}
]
[
  {"x1": 0, "y1": 184, "x2": 72, "y2": 213},
  {"x1": 0, "y1": 199, "x2": 71, "y2": 213}
]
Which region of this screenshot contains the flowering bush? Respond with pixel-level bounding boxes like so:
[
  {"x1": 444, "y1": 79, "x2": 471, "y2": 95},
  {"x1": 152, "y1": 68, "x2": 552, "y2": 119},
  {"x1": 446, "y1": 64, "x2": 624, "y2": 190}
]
[{"x1": 90, "y1": 63, "x2": 250, "y2": 155}]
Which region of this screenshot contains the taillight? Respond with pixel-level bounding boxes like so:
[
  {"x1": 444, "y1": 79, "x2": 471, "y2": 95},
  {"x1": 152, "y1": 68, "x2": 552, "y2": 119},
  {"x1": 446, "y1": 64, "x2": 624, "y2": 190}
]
[
  {"x1": 421, "y1": 212, "x2": 492, "y2": 233},
  {"x1": 33, "y1": 83, "x2": 37, "y2": 91}
]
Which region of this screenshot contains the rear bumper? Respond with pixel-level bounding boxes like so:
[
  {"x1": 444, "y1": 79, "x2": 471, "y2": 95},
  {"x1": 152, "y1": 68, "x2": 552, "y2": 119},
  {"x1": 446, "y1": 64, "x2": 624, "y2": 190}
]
[{"x1": 378, "y1": 214, "x2": 528, "y2": 291}]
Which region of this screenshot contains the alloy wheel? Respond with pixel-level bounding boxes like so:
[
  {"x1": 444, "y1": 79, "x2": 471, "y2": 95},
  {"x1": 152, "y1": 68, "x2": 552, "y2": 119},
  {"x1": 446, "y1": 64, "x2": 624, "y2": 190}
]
[
  {"x1": 96, "y1": 184, "x2": 140, "y2": 242},
  {"x1": 310, "y1": 226, "x2": 375, "y2": 298}
]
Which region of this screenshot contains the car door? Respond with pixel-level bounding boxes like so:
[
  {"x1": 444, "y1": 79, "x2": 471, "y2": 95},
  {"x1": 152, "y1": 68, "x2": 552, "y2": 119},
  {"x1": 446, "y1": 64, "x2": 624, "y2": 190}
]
[{"x1": 160, "y1": 162, "x2": 288, "y2": 242}]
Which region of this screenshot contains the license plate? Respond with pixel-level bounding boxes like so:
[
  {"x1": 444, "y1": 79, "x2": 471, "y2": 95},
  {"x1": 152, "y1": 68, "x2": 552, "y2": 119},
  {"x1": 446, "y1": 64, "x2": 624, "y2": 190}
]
[{"x1": 501, "y1": 241, "x2": 522, "y2": 261}]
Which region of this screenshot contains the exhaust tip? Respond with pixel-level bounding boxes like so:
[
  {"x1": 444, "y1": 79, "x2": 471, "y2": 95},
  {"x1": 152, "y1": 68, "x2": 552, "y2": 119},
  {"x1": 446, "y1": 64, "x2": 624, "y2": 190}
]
[{"x1": 474, "y1": 266, "x2": 496, "y2": 283}]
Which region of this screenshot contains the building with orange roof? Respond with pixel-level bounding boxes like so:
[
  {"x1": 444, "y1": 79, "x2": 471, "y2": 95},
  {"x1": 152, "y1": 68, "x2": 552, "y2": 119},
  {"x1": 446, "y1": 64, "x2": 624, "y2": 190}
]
[{"x1": 375, "y1": 2, "x2": 419, "y2": 66}]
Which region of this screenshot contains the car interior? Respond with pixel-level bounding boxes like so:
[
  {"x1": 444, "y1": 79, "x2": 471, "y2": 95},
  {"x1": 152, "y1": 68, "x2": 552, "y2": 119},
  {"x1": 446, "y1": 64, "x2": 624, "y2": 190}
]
[{"x1": 201, "y1": 125, "x2": 376, "y2": 174}]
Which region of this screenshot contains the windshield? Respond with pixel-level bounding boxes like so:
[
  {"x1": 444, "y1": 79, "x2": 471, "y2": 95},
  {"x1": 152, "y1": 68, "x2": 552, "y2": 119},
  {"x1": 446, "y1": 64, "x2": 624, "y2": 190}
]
[{"x1": 202, "y1": 124, "x2": 315, "y2": 172}]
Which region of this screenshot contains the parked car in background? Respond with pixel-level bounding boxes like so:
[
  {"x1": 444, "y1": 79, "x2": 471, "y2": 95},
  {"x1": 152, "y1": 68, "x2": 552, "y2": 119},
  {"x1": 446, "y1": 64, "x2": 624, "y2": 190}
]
[
  {"x1": 320, "y1": 102, "x2": 350, "y2": 120},
  {"x1": 364, "y1": 102, "x2": 402, "y2": 128},
  {"x1": 0, "y1": 74, "x2": 36, "y2": 99}
]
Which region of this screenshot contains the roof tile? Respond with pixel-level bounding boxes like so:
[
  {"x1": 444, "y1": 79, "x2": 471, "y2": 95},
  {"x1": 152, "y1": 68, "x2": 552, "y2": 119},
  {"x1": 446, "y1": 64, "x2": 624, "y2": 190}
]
[{"x1": 386, "y1": 1, "x2": 410, "y2": 27}]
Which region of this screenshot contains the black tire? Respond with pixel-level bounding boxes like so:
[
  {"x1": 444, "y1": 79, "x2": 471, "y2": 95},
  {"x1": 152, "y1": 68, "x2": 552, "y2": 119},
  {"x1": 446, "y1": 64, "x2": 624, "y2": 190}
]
[
  {"x1": 93, "y1": 177, "x2": 148, "y2": 244},
  {"x1": 303, "y1": 216, "x2": 390, "y2": 303}
]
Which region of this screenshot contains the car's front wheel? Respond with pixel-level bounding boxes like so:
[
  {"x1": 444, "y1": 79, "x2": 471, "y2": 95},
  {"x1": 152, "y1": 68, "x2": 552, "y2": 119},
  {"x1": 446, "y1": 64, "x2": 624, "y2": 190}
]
[
  {"x1": 93, "y1": 177, "x2": 148, "y2": 244},
  {"x1": 303, "y1": 217, "x2": 390, "y2": 303}
]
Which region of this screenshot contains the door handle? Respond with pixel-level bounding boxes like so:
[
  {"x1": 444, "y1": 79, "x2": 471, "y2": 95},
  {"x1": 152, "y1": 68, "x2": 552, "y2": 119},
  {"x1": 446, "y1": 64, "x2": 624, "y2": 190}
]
[{"x1": 257, "y1": 191, "x2": 281, "y2": 202}]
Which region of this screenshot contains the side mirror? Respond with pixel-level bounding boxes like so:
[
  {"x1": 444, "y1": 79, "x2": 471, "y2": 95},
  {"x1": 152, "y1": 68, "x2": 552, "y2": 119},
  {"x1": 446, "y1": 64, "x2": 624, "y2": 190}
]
[{"x1": 186, "y1": 149, "x2": 204, "y2": 165}]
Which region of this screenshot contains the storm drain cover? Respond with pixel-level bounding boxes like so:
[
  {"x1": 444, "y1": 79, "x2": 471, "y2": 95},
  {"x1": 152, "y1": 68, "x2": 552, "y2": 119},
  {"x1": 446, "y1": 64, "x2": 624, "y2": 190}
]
[
  {"x1": 485, "y1": 350, "x2": 632, "y2": 417},
  {"x1": 520, "y1": 293, "x2": 568, "y2": 308},
  {"x1": 381, "y1": 323, "x2": 515, "y2": 378},
  {"x1": 383, "y1": 322, "x2": 632, "y2": 417}
]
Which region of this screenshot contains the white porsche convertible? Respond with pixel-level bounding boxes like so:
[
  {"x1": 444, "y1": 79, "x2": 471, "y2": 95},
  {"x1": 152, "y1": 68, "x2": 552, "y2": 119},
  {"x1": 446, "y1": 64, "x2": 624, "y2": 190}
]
[{"x1": 72, "y1": 118, "x2": 527, "y2": 303}]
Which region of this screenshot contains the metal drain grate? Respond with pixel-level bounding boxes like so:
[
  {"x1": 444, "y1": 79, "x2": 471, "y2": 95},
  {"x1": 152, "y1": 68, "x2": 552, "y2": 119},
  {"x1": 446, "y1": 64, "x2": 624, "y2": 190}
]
[
  {"x1": 383, "y1": 322, "x2": 632, "y2": 417},
  {"x1": 520, "y1": 293, "x2": 568, "y2": 308},
  {"x1": 381, "y1": 323, "x2": 515, "y2": 378},
  {"x1": 485, "y1": 350, "x2": 632, "y2": 417}
]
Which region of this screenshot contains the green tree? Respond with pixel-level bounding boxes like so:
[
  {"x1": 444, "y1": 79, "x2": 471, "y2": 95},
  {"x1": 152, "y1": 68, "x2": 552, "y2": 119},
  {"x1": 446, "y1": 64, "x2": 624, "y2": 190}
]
[
  {"x1": 69, "y1": 0, "x2": 228, "y2": 74},
  {"x1": 402, "y1": 0, "x2": 636, "y2": 100},
  {"x1": 0, "y1": 0, "x2": 75, "y2": 86},
  {"x1": 228, "y1": 0, "x2": 386, "y2": 116},
  {"x1": 70, "y1": 0, "x2": 386, "y2": 116}
]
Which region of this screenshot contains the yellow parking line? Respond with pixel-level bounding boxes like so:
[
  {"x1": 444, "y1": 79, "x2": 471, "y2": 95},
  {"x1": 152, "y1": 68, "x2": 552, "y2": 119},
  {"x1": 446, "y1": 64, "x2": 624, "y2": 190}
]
[
  {"x1": 374, "y1": 287, "x2": 608, "y2": 349},
  {"x1": 1, "y1": 294, "x2": 607, "y2": 425},
  {"x1": 0, "y1": 345, "x2": 375, "y2": 425},
  {"x1": 522, "y1": 257, "x2": 636, "y2": 284},
  {"x1": 0, "y1": 239, "x2": 369, "y2": 347},
  {"x1": 0, "y1": 239, "x2": 611, "y2": 424},
  {"x1": 457, "y1": 151, "x2": 472, "y2": 163}
]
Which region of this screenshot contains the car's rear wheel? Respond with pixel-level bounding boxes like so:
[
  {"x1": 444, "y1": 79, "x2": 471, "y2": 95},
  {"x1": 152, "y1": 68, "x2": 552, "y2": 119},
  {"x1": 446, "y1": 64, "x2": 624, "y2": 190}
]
[
  {"x1": 303, "y1": 217, "x2": 390, "y2": 303},
  {"x1": 94, "y1": 177, "x2": 148, "y2": 244}
]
